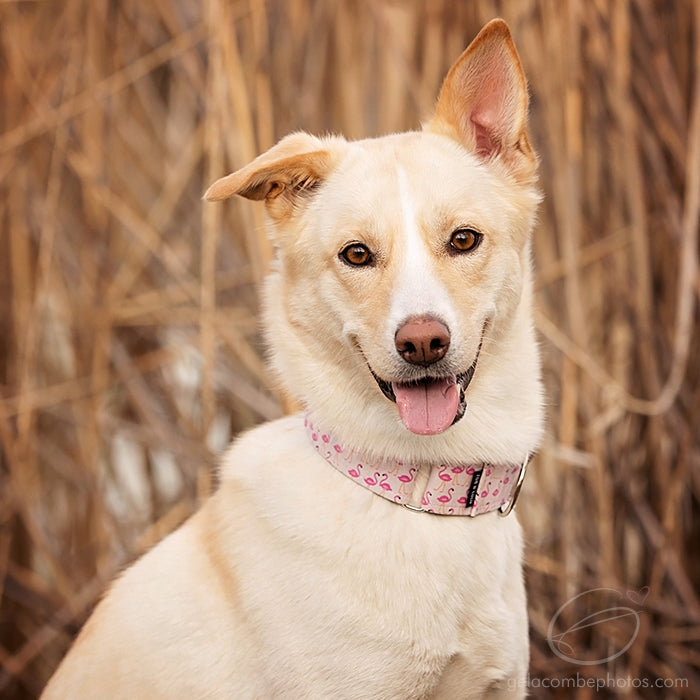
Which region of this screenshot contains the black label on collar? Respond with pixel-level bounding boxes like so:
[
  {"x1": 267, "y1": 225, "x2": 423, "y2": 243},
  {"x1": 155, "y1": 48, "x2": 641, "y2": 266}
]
[{"x1": 465, "y1": 468, "x2": 483, "y2": 508}]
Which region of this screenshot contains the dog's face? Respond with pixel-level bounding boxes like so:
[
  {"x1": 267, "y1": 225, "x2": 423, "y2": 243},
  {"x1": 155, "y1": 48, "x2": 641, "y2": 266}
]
[
  {"x1": 206, "y1": 20, "x2": 543, "y2": 457},
  {"x1": 275, "y1": 132, "x2": 539, "y2": 437}
]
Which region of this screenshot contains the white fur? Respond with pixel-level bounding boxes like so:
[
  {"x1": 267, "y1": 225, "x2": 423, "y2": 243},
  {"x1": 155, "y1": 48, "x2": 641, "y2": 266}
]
[
  {"x1": 386, "y1": 166, "x2": 456, "y2": 337},
  {"x1": 43, "y1": 20, "x2": 542, "y2": 700}
]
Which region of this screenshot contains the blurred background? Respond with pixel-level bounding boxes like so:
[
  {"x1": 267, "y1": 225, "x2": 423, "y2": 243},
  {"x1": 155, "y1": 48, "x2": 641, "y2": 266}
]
[{"x1": 0, "y1": 0, "x2": 698, "y2": 697}]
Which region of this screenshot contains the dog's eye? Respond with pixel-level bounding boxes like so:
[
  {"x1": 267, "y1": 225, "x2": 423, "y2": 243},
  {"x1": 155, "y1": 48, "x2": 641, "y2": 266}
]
[
  {"x1": 449, "y1": 228, "x2": 482, "y2": 253},
  {"x1": 339, "y1": 243, "x2": 373, "y2": 267}
]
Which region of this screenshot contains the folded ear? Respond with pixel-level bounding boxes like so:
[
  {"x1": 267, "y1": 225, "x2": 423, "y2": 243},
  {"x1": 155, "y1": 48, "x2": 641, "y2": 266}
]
[
  {"x1": 425, "y1": 19, "x2": 536, "y2": 183},
  {"x1": 204, "y1": 132, "x2": 336, "y2": 220}
]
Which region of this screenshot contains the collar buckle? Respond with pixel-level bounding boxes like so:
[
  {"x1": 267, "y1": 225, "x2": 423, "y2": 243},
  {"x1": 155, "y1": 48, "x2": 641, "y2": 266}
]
[
  {"x1": 497, "y1": 454, "x2": 530, "y2": 517},
  {"x1": 402, "y1": 503, "x2": 425, "y2": 513}
]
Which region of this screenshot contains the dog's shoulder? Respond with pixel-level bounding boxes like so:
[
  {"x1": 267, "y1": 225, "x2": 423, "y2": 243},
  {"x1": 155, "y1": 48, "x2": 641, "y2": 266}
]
[
  {"x1": 215, "y1": 413, "x2": 349, "y2": 525},
  {"x1": 216, "y1": 413, "x2": 315, "y2": 489},
  {"x1": 220, "y1": 414, "x2": 308, "y2": 468}
]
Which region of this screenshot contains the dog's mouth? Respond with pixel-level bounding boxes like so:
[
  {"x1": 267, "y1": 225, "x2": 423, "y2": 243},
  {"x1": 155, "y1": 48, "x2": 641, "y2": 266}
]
[{"x1": 369, "y1": 344, "x2": 481, "y2": 436}]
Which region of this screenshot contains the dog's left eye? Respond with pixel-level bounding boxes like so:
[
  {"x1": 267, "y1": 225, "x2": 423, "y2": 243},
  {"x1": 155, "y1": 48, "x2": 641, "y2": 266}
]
[
  {"x1": 339, "y1": 242, "x2": 373, "y2": 267},
  {"x1": 449, "y1": 228, "x2": 482, "y2": 253}
]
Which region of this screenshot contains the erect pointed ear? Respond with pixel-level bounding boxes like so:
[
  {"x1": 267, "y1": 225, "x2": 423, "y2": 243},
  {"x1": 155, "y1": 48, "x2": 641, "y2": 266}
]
[
  {"x1": 425, "y1": 19, "x2": 536, "y2": 182},
  {"x1": 204, "y1": 132, "x2": 337, "y2": 220}
]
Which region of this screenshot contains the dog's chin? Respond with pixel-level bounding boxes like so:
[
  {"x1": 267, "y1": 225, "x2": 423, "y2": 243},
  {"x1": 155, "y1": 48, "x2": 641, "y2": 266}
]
[{"x1": 368, "y1": 346, "x2": 481, "y2": 436}]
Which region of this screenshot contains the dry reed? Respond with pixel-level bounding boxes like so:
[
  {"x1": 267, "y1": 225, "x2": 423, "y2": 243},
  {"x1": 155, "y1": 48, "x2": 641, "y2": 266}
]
[{"x1": 0, "y1": 1, "x2": 698, "y2": 698}]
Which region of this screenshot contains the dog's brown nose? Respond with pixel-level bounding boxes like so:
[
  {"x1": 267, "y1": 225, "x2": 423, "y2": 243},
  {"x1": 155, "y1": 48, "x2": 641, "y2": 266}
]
[{"x1": 395, "y1": 316, "x2": 450, "y2": 366}]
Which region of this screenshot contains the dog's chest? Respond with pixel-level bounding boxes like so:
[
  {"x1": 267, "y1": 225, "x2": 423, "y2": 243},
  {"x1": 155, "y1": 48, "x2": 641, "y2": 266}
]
[{"x1": 257, "y1": 509, "x2": 525, "y2": 698}]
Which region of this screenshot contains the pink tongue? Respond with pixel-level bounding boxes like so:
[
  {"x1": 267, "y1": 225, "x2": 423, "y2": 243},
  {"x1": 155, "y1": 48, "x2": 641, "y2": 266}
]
[{"x1": 392, "y1": 378, "x2": 460, "y2": 435}]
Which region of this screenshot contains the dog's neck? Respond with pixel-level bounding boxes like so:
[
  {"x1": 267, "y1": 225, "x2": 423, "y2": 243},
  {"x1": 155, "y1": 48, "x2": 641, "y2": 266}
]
[{"x1": 305, "y1": 416, "x2": 528, "y2": 517}]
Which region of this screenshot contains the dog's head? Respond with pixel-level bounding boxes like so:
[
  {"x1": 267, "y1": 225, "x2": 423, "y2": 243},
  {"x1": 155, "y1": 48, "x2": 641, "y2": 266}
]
[{"x1": 206, "y1": 20, "x2": 543, "y2": 462}]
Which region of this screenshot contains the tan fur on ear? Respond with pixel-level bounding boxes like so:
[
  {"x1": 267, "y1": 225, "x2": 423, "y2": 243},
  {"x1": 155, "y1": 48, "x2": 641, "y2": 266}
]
[
  {"x1": 204, "y1": 132, "x2": 337, "y2": 219},
  {"x1": 426, "y1": 19, "x2": 536, "y2": 182}
]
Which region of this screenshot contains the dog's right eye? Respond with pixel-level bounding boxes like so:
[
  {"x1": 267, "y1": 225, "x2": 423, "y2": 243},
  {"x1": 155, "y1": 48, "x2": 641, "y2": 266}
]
[{"x1": 339, "y1": 243, "x2": 373, "y2": 267}]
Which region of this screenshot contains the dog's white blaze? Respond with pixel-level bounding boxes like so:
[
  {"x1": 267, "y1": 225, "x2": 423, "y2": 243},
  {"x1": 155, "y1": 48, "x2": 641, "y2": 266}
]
[{"x1": 388, "y1": 166, "x2": 455, "y2": 341}]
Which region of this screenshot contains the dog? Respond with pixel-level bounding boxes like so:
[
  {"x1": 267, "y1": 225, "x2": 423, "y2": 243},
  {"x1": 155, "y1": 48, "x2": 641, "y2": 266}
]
[{"x1": 42, "y1": 19, "x2": 543, "y2": 699}]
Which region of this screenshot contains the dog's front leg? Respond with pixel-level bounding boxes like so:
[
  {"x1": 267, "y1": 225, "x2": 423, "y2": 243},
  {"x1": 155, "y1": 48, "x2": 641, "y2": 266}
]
[{"x1": 428, "y1": 654, "x2": 527, "y2": 700}]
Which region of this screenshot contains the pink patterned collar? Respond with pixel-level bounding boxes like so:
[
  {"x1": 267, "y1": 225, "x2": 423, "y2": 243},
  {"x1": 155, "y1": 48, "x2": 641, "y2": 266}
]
[{"x1": 305, "y1": 416, "x2": 529, "y2": 517}]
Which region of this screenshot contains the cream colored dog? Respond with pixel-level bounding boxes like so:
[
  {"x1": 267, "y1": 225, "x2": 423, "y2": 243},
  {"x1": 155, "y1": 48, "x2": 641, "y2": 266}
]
[{"x1": 43, "y1": 19, "x2": 543, "y2": 699}]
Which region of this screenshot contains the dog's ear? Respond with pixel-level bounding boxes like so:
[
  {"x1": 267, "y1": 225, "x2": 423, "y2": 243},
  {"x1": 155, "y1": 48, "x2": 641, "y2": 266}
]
[
  {"x1": 204, "y1": 132, "x2": 335, "y2": 220},
  {"x1": 426, "y1": 19, "x2": 536, "y2": 182}
]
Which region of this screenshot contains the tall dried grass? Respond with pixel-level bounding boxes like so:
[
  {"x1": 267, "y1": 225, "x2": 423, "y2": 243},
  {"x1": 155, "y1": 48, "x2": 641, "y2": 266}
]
[{"x1": 0, "y1": 1, "x2": 698, "y2": 698}]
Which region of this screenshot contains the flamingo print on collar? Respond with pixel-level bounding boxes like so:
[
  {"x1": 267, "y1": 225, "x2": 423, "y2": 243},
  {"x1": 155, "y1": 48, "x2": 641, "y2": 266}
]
[{"x1": 305, "y1": 416, "x2": 529, "y2": 517}]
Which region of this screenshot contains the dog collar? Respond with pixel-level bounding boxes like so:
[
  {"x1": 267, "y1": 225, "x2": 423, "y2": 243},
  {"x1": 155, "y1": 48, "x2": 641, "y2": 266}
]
[{"x1": 305, "y1": 416, "x2": 529, "y2": 517}]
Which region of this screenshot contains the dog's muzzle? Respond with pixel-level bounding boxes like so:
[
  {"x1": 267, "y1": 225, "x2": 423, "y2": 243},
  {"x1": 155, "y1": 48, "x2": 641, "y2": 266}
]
[{"x1": 369, "y1": 340, "x2": 482, "y2": 435}]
